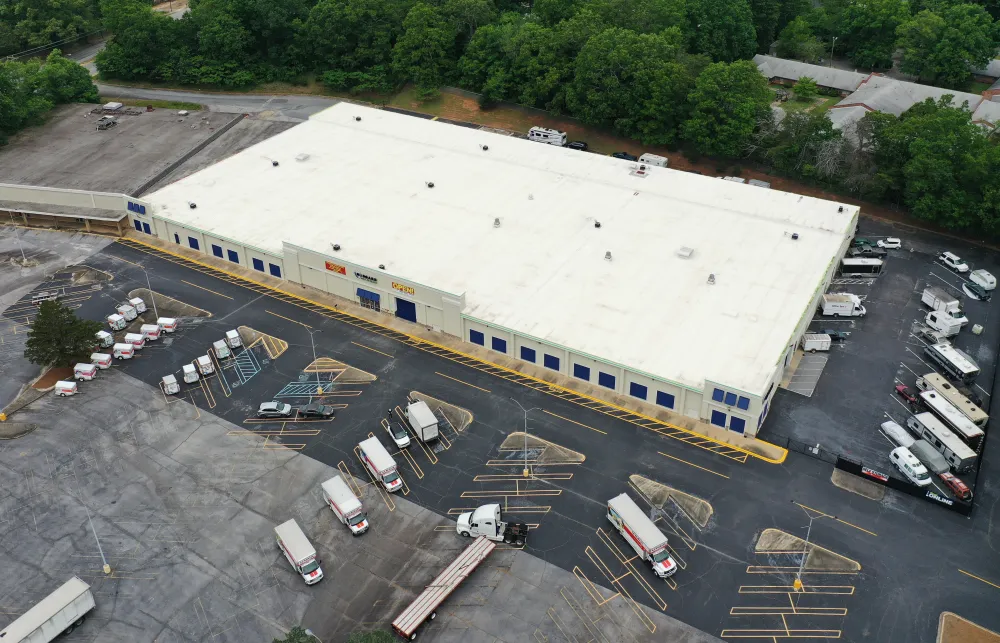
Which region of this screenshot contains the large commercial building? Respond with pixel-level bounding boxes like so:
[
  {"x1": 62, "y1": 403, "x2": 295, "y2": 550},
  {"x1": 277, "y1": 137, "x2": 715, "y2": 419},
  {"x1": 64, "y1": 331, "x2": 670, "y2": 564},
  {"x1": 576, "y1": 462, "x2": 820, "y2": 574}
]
[{"x1": 127, "y1": 103, "x2": 858, "y2": 436}]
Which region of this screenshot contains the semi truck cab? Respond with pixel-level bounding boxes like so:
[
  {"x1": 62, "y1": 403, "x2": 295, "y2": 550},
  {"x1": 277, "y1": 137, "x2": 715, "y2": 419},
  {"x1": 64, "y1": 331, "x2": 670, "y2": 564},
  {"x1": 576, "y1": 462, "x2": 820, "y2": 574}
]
[{"x1": 456, "y1": 504, "x2": 528, "y2": 545}]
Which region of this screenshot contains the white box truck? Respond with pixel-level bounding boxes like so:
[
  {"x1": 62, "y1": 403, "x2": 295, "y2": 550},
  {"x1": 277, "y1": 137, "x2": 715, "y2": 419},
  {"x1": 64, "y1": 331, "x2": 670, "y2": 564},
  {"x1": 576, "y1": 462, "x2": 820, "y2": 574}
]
[
  {"x1": 274, "y1": 519, "x2": 323, "y2": 585},
  {"x1": 801, "y1": 333, "x2": 831, "y2": 353},
  {"x1": 161, "y1": 374, "x2": 180, "y2": 395},
  {"x1": 182, "y1": 363, "x2": 199, "y2": 383},
  {"x1": 212, "y1": 339, "x2": 231, "y2": 359},
  {"x1": 404, "y1": 401, "x2": 438, "y2": 442},
  {"x1": 925, "y1": 311, "x2": 964, "y2": 337},
  {"x1": 820, "y1": 293, "x2": 866, "y2": 317},
  {"x1": 456, "y1": 503, "x2": 528, "y2": 545},
  {"x1": 358, "y1": 436, "x2": 402, "y2": 493},
  {"x1": 321, "y1": 476, "x2": 369, "y2": 535},
  {"x1": 606, "y1": 493, "x2": 677, "y2": 579},
  {"x1": 196, "y1": 355, "x2": 214, "y2": 375},
  {"x1": 921, "y1": 287, "x2": 961, "y2": 314},
  {"x1": 225, "y1": 329, "x2": 242, "y2": 348},
  {"x1": 0, "y1": 576, "x2": 95, "y2": 642}
]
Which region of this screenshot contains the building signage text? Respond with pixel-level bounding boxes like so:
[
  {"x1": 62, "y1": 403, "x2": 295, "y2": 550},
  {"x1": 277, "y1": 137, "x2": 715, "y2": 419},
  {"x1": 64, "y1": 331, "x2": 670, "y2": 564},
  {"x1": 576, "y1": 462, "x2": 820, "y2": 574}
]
[
  {"x1": 392, "y1": 282, "x2": 415, "y2": 295},
  {"x1": 861, "y1": 466, "x2": 888, "y2": 482},
  {"x1": 925, "y1": 490, "x2": 954, "y2": 506},
  {"x1": 355, "y1": 271, "x2": 378, "y2": 284},
  {"x1": 325, "y1": 261, "x2": 346, "y2": 275}
]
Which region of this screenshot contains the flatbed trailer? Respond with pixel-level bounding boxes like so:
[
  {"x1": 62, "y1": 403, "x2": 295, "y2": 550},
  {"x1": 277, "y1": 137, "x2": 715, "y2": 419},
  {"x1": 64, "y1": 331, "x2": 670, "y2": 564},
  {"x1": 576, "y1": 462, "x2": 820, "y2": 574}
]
[{"x1": 392, "y1": 536, "x2": 496, "y2": 640}]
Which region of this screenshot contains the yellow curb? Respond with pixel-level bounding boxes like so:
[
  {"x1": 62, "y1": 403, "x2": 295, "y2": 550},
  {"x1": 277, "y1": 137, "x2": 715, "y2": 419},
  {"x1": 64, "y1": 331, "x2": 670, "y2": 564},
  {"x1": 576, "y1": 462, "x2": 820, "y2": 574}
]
[{"x1": 117, "y1": 237, "x2": 789, "y2": 464}]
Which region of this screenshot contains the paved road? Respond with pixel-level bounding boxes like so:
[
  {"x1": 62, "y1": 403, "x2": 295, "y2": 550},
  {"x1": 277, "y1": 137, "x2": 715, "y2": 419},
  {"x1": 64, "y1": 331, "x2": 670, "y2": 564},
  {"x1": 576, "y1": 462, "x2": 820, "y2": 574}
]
[{"x1": 95, "y1": 84, "x2": 341, "y2": 121}]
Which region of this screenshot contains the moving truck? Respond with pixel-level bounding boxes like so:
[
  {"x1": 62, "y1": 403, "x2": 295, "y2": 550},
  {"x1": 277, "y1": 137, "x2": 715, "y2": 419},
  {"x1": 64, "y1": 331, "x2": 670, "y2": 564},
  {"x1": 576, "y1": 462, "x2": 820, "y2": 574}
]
[
  {"x1": 225, "y1": 329, "x2": 242, "y2": 348},
  {"x1": 358, "y1": 436, "x2": 402, "y2": 493},
  {"x1": 820, "y1": 293, "x2": 866, "y2": 317},
  {"x1": 456, "y1": 504, "x2": 528, "y2": 545},
  {"x1": 95, "y1": 330, "x2": 113, "y2": 348},
  {"x1": 607, "y1": 493, "x2": 677, "y2": 579},
  {"x1": 123, "y1": 333, "x2": 145, "y2": 350},
  {"x1": 106, "y1": 314, "x2": 125, "y2": 331},
  {"x1": 116, "y1": 303, "x2": 137, "y2": 321},
  {"x1": 161, "y1": 375, "x2": 180, "y2": 395},
  {"x1": 0, "y1": 576, "x2": 95, "y2": 642},
  {"x1": 140, "y1": 324, "x2": 161, "y2": 341},
  {"x1": 112, "y1": 343, "x2": 134, "y2": 360},
  {"x1": 73, "y1": 363, "x2": 97, "y2": 381},
  {"x1": 921, "y1": 287, "x2": 962, "y2": 315},
  {"x1": 157, "y1": 317, "x2": 178, "y2": 333},
  {"x1": 275, "y1": 519, "x2": 323, "y2": 585},
  {"x1": 321, "y1": 476, "x2": 368, "y2": 535},
  {"x1": 196, "y1": 355, "x2": 214, "y2": 375},
  {"x1": 128, "y1": 297, "x2": 146, "y2": 313},
  {"x1": 404, "y1": 400, "x2": 439, "y2": 442},
  {"x1": 90, "y1": 353, "x2": 112, "y2": 369},
  {"x1": 212, "y1": 339, "x2": 231, "y2": 359},
  {"x1": 54, "y1": 381, "x2": 77, "y2": 397}
]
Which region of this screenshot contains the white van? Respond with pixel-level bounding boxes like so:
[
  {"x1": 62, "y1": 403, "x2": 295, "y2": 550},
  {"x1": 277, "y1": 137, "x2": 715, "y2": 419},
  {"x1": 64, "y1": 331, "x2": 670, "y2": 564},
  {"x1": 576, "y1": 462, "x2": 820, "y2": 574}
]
[
  {"x1": 527, "y1": 126, "x2": 567, "y2": 146},
  {"x1": 116, "y1": 303, "x2": 137, "y2": 321},
  {"x1": 90, "y1": 353, "x2": 112, "y2": 369},
  {"x1": 213, "y1": 339, "x2": 231, "y2": 359},
  {"x1": 112, "y1": 343, "x2": 134, "y2": 360},
  {"x1": 73, "y1": 363, "x2": 97, "y2": 381},
  {"x1": 225, "y1": 329, "x2": 242, "y2": 348},
  {"x1": 889, "y1": 446, "x2": 932, "y2": 487},
  {"x1": 274, "y1": 519, "x2": 323, "y2": 585},
  {"x1": 359, "y1": 436, "x2": 402, "y2": 493},
  {"x1": 321, "y1": 476, "x2": 369, "y2": 535},
  {"x1": 638, "y1": 153, "x2": 668, "y2": 168},
  {"x1": 54, "y1": 381, "x2": 78, "y2": 397}
]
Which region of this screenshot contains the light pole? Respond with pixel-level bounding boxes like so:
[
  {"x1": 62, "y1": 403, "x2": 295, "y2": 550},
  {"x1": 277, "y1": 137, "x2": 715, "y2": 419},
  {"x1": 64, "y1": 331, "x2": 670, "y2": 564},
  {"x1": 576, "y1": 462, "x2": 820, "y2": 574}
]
[
  {"x1": 307, "y1": 329, "x2": 322, "y2": 396},
  {"x1": 137, "y1": 263, "x2": 159, "y2": 319},
  {"x1": 304, "y1": 629, "x2": 322, "y2": 642},
  {"x1": 791, "y1": 500, "x2": 823, "y2": 592},
  {"x1": 82, "y1": 502, "x2": 111, "y2": 575},
  {"x1": 829, "y1": 36, "x2": 838, "y2": 68},
  {"x1": 509, "y1": 397, "x2": 539, "y2": 478},
  {"x1": 7, "y1": 211, "x2": 26, "y2": 265}
]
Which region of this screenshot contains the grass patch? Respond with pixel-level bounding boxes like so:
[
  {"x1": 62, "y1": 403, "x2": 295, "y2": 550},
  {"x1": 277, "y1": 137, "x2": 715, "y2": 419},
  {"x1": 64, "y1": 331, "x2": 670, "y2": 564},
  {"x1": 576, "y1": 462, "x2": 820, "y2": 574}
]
[
  {"x1": 966, "y1": 81, "x2": 993, "y2": 94},
  {"x1": 99, "y1": 95, "x2": 203, "y2": 110}
]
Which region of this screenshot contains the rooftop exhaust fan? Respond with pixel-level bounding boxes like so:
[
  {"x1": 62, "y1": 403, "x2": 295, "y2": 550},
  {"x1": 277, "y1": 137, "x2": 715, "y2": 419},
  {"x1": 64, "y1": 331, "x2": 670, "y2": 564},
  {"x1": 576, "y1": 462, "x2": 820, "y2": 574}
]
[
  {"x1": 605, "y1": 251, "x2": 613, "y2": 262},
  {"x1": 791, "y1": 232, "x2": 799, "y2": 240},
  {"x1": 480, "y1": 144, "x2": 489, "y2": 151},
  {"x1": 595, "y1": 221, "x2": 601, "y2": 228},
  {"x1": 707, "y1": 274, "x2": 716, "y2": 285},
  {"x1": 331, "y1": 243, "x2": 341, "y2": 251},
  {"x1": 355, "y1": 116, "x2": 362, "y2": 122},
  {"x1": 426, "y1": 181, "x2": 434, "y2": 188},
  {"x1": 271, "y1": 160, "x2": 279, "y2": 167},
  {"x1": 493, "y1": 218, "x2": 501, "y2": 228},
  {"x1": 676, "y1": 247, "x2": 694, "y2": 259},
  {"x1": 379, "y1": 264, "x2": 385, "y2": 269},
  {"x1": 188, "y1": 202, "x2": 197, "y2": 209}
]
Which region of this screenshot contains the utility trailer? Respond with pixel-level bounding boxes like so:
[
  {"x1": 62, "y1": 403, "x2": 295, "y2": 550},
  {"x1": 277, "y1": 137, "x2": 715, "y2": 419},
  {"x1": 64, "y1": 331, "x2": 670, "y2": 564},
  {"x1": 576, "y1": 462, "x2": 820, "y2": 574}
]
[{"x1": 391, "y1": 536, "x2": 496, "y2": 640}]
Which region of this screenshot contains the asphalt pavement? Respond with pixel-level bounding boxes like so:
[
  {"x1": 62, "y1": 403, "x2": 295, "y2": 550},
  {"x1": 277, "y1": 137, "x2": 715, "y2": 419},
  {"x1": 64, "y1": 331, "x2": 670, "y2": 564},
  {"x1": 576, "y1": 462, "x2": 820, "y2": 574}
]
[
  {"x1": 61, "y1": 239, "x2": 1000, "y2": 643},
  {"x1": 95, "y1": 84, "x2": 341, "y2": 121}
]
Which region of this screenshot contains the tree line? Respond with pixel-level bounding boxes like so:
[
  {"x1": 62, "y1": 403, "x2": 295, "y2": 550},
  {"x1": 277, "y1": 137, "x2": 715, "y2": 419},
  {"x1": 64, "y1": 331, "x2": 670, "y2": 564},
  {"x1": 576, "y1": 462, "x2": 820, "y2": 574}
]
[
  {"x1": 0, "y1": 0, "x2": 103, "y2": 57},
  {"x1": 0, "y1": 49, "x2": 99, "y2": 145}
]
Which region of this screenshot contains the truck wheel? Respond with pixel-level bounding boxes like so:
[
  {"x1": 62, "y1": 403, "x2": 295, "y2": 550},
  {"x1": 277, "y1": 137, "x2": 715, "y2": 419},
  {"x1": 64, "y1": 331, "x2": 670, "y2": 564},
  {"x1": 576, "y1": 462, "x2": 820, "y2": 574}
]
[
  {"x1": 409, "y1": 633, "x2": 416, "y2": 641},
  {"x1": 74, "y1": 616, "x2": 85, "y2": 626},
  {"x1": 430, "y1": 612, "x2": 436, "y2": 620},
  {"x1": 516, "y1": 538, "x2": 524, "y2": 546},
  {"x1": 810, "y1": 349, "x2": 816, "y2": 354},
  {"x1": 460, "y1": 531, "x2": 470, "y2": 538}
]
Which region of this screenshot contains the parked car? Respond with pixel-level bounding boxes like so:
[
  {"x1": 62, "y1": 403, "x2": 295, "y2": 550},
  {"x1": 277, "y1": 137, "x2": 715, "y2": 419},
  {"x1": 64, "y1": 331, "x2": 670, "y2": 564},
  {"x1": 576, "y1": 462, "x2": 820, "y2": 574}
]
[
  {"x1": 386, "y1": 421, "x2": 411, "y2": 449},
  {"x1": 819, "y1": 329, "x2": 851, "y2": 341},
  {"x1": 566, "y1": 141, "x2": 589, "y2": 151},
  {"x1": 877, "y1": 237, "x2": 901, "y2": 249},
  {"x1": 962, "y1": 281, "x2": 992, "y2": 301},
  {"x1": 852, "y1": 237, "x2": 874, "y2": 248},
  {"x1": 938, "y1": 472, "x2": 972, "y2": 500},
  {"x1": 895, "y1": 384, "x2": 918, "y2": 405},
  {"x1": 258, "y1": 401, "x2": 293, "y2": 418},
  {"x1": 299, "y1": 403, "x2": 335, "y2": 419},
  {"x1": 938, "y1": 251, "x2": 969, "y2": 273},
  {"x1": 611, "y1": 152, "x2": 638, "y2": 161},
  {"x1": 847, "y1": 245, "x2": 887, "y2": 259}
]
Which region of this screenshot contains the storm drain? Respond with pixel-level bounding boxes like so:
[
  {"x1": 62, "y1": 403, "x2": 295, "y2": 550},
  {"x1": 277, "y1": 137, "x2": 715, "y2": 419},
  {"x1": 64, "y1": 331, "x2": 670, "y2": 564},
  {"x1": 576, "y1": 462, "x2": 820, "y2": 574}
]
[{"x1": 786, "y1": 353, "x2": 828, "y2": 397}]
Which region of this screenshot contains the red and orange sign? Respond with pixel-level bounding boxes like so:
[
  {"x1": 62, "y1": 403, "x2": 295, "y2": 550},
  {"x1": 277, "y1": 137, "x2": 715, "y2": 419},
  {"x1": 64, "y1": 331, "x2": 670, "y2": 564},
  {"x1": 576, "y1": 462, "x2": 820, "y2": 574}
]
[{"x1": 325, "y1": 261, "x2": 346, "y2": 275}]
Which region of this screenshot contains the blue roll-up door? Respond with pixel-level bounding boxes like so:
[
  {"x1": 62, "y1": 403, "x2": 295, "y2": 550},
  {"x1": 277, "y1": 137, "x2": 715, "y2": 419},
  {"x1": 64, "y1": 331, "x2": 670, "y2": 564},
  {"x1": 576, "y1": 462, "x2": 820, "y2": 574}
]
[
  {"x1": 357, "y1": 288, "x2": 380, "y2": 302},
  {"x1": 395, "y1": 297, "x2": 417, "y2": 322},
  {"x1": 142, "y1": 222, "x2": 151, "y2": 234}
]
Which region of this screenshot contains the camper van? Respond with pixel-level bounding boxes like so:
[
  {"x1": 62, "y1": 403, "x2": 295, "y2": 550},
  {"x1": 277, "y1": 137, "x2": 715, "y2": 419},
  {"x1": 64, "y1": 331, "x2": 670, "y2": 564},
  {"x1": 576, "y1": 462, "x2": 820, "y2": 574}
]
[
  {"x1": 527, "y1": 126, "x2": 567, "y2": 146},
  {"x1": 638, "y1": 153, "x2": 668, "y2": 168}
]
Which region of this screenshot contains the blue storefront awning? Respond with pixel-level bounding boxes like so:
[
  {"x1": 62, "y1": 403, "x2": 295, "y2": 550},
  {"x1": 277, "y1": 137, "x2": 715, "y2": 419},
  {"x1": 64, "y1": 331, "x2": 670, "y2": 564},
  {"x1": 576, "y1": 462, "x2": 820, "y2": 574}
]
[{"x1": 357, "y1": 288, "x2": 380, "y2": 302}]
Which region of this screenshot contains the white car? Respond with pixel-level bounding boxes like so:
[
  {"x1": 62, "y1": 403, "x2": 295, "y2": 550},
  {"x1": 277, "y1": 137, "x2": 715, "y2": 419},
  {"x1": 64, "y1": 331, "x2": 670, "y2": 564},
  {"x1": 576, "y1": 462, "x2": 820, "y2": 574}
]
[
  {"x1": 939, "y1": 251, "x2": 969, "y2": 273},
  {"x1": 877, "y1": 237, "x2": 901, "y2": 249},
  {"x1": 386, "y1": 421, "x2": 411, "y2": 449},
  {"x1": 889, "y1": 446, "x2": 932, "y2": 487}
]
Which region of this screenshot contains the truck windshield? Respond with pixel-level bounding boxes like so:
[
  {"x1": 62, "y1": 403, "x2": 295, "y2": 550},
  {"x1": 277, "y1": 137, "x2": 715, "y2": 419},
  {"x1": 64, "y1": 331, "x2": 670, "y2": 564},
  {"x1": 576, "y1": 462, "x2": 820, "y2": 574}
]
[
  {"x1": 651, "y1": 549, "x2": 672, "y2": 563},
  {"x1": 301, "y1": 560, "x2": 320, "y2": 574},
  {"x1": 348, "y1": 512, "x2": 366, "y2": 526},
  {"x1": 384, "y1": 472, "x2": 400, "y2": 485},
  {"x1": 916, "y1": 469, "x2": 930, "y2": 481}
]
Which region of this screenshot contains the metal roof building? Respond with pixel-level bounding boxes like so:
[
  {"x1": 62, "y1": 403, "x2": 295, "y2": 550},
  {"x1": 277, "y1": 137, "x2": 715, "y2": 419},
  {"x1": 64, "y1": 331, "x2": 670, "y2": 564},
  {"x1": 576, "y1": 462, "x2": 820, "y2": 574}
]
[{"x1": 132, "y1": 103, "x2": 858, "y2": 436}]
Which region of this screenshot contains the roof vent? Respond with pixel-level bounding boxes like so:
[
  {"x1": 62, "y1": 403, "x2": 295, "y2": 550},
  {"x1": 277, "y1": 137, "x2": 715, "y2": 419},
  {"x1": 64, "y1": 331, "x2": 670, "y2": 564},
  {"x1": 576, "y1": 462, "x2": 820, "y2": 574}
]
[
  {"x1": 605, "y1": 251, "x2": 613, "y2": 262},
  {"x1": 271, "y1": 160, "x2": 279, "y2": 167},
  {"x1": 595, "y1": 221, "x2": 601, "y2": 229},
  {"x1": 188, "y1": 202, "x2": 197, "y2": 209},
  {"x1": 480, "y1": 144, "x2": 489, "y2": 151},
  {"x1": 707, "y1": 273, "x2": 716, "y2": 285},
  {"x1": 379, "y1": 264, "x2": 385, "y2": 270},
  {"x1": 676, "y1": 247, "x2": 694, "y2": 259},
  {"x1": 331, "y1": 243, "x2": 341, "y2": 252},
  {"x1": 355, "y1": 116, "x2": 362, "y2": 122},
  {"x1": 630, "y1": 164, "x2": 648, "y2": 178},
  {"x1": 528, "y1": 194, "x2": 534, "y2": 200},
  {"x1": 426, "y1": 181, "x2": 434, "y2": 188},
  {"x1": 493, "y1": 218, "x2": 501, "y2": 228},
  {"x1": 295, "y1": 153, "x2": 310, "y2": 162},
  {"x1": 791, "y1": 232, "x2": 799, "y2": 240},
  {"x1": 838, "y1": 206, "x2": 844, "y2": 212}
]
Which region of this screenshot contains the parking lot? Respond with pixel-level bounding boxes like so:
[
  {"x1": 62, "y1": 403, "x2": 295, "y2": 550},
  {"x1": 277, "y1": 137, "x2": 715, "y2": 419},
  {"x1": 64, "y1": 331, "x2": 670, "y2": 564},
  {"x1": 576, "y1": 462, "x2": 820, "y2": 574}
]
[
  {"x1": 762, "y1": 217, "x2": 1000, "y2": 502},
  {"x1": 1, "y1": 232, "x2": 999, "y2": 643}
]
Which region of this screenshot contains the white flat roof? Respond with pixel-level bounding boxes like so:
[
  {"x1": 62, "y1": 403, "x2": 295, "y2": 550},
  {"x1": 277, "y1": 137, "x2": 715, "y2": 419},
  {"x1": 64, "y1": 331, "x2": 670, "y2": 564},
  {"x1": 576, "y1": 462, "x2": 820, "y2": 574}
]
[{"x1": 148, "y1": 103, "x2": 856, "y2": 395}]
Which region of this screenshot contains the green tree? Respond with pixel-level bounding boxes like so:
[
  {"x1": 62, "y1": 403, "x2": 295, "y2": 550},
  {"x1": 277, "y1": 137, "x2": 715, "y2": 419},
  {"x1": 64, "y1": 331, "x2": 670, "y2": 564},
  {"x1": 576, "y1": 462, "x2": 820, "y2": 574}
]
[
  {"x1": 346, "y1": 631, "x2": 394, "y2": 643},
  {"x1": 775, "y1": 16, "x2": 825, "y2": 62},
  {"x1": 749, "y1": 0, "x2": 782, "y2": 52},
  {"x1": 273, "y1": 627, "x2": 316, "y2": 643},
  {"x1": 0, "y1": 51, "x2": 97, "y2": 144},
  {"x1": 567, "y1": 27, "x2": 697, "y2": 144},
  {"x1": 24, "y1": 301, "x2": 103, "y2": 368},
  {"x1": 296, "y1": 0, "x2": 410, "y2": 75},
  {"x1": 443, "y1": 0, "x2": 496, "y2": 43},
  {"x1": 587, "y1": 0, "x2": 686, "y2": 34},
  {"x1": 97, "y1": 0, "x2": 187, "y2": 81},
  {"x1": 840, "y1": 0, "x2": 910, "y2": 68},
  {"x1": 897, "y1": 4, "x2": 997, "y2": 86},
  {"x1": 687, "y1": 0, "x2": 758, "y2": 62},
  {"x1": 682, "y1": 59, "x2": 773, "y2": 157},
  {"x1": 35, "y1": 49, "x2": 99, "y2": 104},
  {"x1": 793, "y1": 75, "x2": 818, "y2": 100},
  {"x1": 2, "y1": 0, "x2": 102, "y2": 56},
  {"x1": 755, "y1": 111, "x2": 842, "y2": 178},
  {"x1": 393, "y1": 3, "x2": 457, "y2": 96}
]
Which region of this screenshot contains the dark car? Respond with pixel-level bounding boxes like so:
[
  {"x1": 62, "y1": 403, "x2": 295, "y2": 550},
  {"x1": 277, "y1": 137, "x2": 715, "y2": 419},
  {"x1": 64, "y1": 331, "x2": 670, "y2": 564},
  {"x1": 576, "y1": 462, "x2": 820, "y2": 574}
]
[
  {"x1": 895, "y1": 384, "x2": 918, "y2": 405},
  {"x1": 963, "y1": 282, "x2": 992, "y2": 302},
  {"x1": 299, "y1": 403, "x2": 335, "y2": 419},
  {"x1": 611, "y1": 152, "x2": 638, "y2": 161},
  {"x1": 258, "y1": 401, "x2": 293, "y2": 418},
  {"x1": 566, "y1": 141, "x2": 589, "y2": 151},
  {"x1": 852, "y1": 237, "x2": 874, "y2": 248},
  {"x1": 819, "y1": 329, "x2": 850, "y2": 341}
]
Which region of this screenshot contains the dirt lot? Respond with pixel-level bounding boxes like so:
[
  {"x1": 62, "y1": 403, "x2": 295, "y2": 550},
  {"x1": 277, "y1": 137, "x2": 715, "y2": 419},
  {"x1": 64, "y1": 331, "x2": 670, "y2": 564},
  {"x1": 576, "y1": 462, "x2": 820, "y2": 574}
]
[{"x1": 940, "y1": 612, "x2": 1000, "y2": 643}]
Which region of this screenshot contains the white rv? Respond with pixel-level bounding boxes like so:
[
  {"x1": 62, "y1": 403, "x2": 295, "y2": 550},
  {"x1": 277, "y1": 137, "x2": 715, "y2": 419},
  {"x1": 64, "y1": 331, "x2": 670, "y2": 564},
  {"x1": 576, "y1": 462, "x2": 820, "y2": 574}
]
[{"x1": 527, "y1": 126, "x2": 567, "y2": 146}]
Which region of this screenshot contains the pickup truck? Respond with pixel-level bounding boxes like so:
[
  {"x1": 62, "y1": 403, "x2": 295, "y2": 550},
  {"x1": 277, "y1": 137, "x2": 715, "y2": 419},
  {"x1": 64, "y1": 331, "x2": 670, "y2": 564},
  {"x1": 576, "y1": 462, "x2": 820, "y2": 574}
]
[{"x1": 456, "y1": 504, "x2": 528, "y2": 546}]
